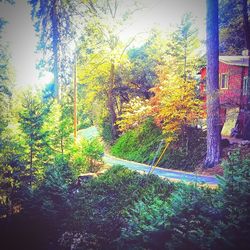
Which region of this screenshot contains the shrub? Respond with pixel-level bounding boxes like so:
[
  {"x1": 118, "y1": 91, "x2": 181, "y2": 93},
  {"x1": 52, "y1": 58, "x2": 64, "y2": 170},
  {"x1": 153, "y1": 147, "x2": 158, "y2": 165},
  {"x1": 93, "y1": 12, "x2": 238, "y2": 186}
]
[
  {"x1": 121, "y1": 183, "x2": 219, "y2": 250},
  {"x1": 215, "y1": 151, "x2": 250, "y2": 249},
  {"x1": 60, "y1": 165, "x2": 174, "y2": 249},
  {"x1": 70, "y1": 138, "x2": 104, "y2": 175},
  {"x1": 121, "y1": 152, "x2": 250, "y2": 250},
  {"x1": 0, "y1": 156, "x2": 74, "y2": 250}
]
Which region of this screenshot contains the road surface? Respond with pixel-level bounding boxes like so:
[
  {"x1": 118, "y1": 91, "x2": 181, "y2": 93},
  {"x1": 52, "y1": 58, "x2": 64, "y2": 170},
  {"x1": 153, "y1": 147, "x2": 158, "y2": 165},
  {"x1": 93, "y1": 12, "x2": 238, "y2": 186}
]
[{"x1": 78, "y1": 126, "x2": 218, "y2": 186}]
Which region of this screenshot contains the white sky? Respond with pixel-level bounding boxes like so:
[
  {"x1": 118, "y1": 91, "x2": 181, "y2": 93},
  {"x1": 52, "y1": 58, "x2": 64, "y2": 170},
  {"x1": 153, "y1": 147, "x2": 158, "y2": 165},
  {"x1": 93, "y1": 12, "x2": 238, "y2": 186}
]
[{"x1": 0, "y1": 0, "x2": 206, "y2": 89}]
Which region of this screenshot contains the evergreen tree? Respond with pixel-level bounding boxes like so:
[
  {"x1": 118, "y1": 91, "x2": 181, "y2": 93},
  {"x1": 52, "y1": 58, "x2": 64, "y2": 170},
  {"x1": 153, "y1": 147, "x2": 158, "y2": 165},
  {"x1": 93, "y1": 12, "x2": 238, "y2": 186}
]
[
  {"x1": 19, "y1": 93, "x2": 49, "y2": 185},
  {"x1": 219, "y1": 0, "x2": 249, "y2": 55},
  {"x1": 0, "y1": 18, "x2": 13, "y2": 136},
  {"x1": 28, "y1": 0, "x2": 79, "y2": 101},
  {"x1": 43, "y1": 99, "x2": 73, "y2": 157},
  {"x1": 171, "y1": 13, "x2": 201, "y2": 81}
]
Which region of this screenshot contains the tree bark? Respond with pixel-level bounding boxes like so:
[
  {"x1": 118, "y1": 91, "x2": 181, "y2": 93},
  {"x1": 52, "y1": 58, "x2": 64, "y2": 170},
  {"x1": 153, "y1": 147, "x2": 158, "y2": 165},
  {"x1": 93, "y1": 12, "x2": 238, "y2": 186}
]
[
  {"x1": 242, "y1": 0, "x2": 250, "y2": 102},
  {"x1": 30, "y1": 145, "x2": 33, "y2": 186},
  {"x1": 107, "y1": 62, "x2": 118, "y2": 141},
  {"x1": 205, "y1": 0, "x2": 221, "y2": 168}
]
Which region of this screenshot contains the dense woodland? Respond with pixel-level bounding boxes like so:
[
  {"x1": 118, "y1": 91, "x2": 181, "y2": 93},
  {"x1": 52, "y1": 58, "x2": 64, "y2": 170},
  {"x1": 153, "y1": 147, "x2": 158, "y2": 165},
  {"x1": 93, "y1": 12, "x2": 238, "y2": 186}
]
[{"x1": 0, "y1": 0, "x2": 250, "y2": 249}]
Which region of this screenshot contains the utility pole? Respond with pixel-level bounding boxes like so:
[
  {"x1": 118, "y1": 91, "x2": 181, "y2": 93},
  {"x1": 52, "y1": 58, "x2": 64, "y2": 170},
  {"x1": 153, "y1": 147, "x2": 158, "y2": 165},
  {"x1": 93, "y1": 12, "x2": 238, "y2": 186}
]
[{"x1": 73, "y1": 55, "x2": 77, "y2": 142}]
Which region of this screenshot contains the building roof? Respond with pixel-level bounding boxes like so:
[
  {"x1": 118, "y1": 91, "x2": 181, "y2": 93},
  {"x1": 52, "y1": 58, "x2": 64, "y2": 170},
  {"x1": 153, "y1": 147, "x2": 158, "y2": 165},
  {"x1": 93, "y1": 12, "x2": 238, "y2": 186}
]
[{"x1": 219, "y1": 56, "x2": 249, "y2": 67}]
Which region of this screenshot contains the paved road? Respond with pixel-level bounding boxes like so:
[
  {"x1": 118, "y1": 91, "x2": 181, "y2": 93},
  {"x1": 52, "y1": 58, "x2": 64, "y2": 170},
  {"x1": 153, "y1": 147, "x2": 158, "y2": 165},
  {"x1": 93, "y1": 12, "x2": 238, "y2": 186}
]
[{"x1": 78, "y1": 127, "x2": 218, "y2": 186}]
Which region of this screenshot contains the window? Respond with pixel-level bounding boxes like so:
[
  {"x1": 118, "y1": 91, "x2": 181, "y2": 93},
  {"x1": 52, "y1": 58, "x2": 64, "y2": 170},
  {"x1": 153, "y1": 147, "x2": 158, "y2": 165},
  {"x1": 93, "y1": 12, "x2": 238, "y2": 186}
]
[
  {"x1": 220, "y1": 74, "x2": 228, "y2": 89},
  {"x1": 243, "y1": 76, "x2": 249, "y2": 95}
]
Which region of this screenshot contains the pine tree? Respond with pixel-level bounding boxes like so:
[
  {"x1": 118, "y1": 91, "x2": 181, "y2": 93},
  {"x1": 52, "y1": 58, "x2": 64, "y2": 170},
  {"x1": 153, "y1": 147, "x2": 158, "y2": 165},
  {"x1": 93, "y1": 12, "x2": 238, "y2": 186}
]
[
  {"x1": 28, "y1": 0, "x2": 78, "y2": 101},
  {"x1": 171, "y1": 13, "x2": 201, "y2": 81},
  {"x1": 19, "y1": 93, "x2": 48, "y2": 184}
]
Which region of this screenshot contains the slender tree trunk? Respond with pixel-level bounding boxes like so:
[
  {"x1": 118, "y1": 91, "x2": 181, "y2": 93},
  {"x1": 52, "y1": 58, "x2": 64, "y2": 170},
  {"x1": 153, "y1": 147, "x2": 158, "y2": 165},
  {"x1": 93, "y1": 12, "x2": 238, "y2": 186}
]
[
  {"x1": 242, "y1": 0, "x2": 250, "y2": 104},
  {"x1": 184, "y1": 36, "x2": 187, "y2": 81},
  {"x1": 205, "y1": 0, "x2": 221, "y2": 168},
  {"x1": 52, "y1": 0, "x2": 61, "y2": 102},
  {"x1": 30, "y1": 145, "x2": 33, "y2": 185},
  {"x1": 107, "y1": 62, "x2": 118, "y2": 141},
  {"x1": 73, "y1": 58, "x2": 77, "y2": 142},
  {"x1": 60, "y1": 137, "x2": 64, "y2": 155},
  {"x1": 242, "y1": 0, "x2": 250, "y2": 139}
]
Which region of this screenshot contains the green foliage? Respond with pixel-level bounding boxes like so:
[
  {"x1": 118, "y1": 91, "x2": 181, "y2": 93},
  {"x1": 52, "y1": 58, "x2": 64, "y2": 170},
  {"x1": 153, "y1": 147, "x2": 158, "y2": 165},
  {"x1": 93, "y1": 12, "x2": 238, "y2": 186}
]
[
  {"x1": 61, "y1": 165, "x2": 173, "y2": 249},
  {"x1": 120, "y1": 152, "x2": 250, "y2": 250},
  {"x1": 70, "y1": 138, "x2": 104, "y2": 175},
  {"x1": 19, "y1": 93, "x2": 49, "y2": 184},
  {"x1": 0, "y1": 155, "x2": 74, "y2": 250},
  {"x1": 112, "y1": 122, "x2": 205, "y2": 171},
  {"x1": 43, "y1": 100, "x2": 73, "y2": 157},
  {"x1": 219, "y1": 0, "x2": 247, "y2": 55},
  {"x1": 111, "y1": 118, "x2": 163, "y2": 164},
  {"x1": 216, "y1": 151, "x2": 250, "y2": 249},
  {"x1": 121, "y1": 183, "x2": 218, "y2": 249},
  {"x1": 160, "y1": 127, "x2": 206, "y2": 171},
  {"x1": 0, "y1": 134, "x2": 27, "y2": 217},
  {"x1": 101, "y1": 115, "x2": 113, "y2": 144}
]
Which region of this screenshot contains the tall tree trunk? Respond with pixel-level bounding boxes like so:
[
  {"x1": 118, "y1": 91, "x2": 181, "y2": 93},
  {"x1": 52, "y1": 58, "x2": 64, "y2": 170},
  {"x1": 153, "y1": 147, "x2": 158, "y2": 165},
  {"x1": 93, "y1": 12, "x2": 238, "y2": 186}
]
[
  {"x1": 30, "y1": 145, "x2": 33, "y2": 186},
  {"x1": 205, "y1": 0, "x2": 221, "y2": 168},
  {"x1": 242, "y1": 0, "x2": 250, "y2": 139},
  {"x1": 52, "y1": 0, "x2": 61, "y2": 102},
  {"x1": 242, "y1": 0, "x2": 250, "y2": 103},
  {"x1": 73, "y1": 58, "x2": 77, "y2": 142},
  {"x1": 184, "y1": 35, "x2": 187, "y2": 81},
  {"x1": 107, "y1": 62, "x2": 118, "y2": 141}
]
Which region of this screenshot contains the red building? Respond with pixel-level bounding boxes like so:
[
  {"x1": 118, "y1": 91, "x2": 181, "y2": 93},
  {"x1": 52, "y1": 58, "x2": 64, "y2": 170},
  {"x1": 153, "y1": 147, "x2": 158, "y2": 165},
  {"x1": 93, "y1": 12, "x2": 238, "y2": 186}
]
[{"x1": 200, "y1": 55, "x2": 250, "y2": 139}]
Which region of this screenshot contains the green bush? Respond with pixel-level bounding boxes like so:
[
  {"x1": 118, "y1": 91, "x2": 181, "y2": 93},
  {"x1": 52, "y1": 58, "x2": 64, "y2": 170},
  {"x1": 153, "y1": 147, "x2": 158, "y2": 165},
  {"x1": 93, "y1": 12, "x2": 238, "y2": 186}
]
[
  {"x1": 120, "y1": 152, "x2": 250, "y2": 250},
  {"x1": 121, "y1": 183, "x2": 219, "y2": 250},
  {"x1": 70, "y1": 138, "x2": 104, "y2": 175},
  {"x1": 215, "y1": 151, "x2": 250, "y2": 249},
  {"x1": 111, "y1": 118, "x2": 163, "y2": 164},
  {"x1": 0, "y1": 156, "x2": 74, "y2": 250},
  {"x1": 61, "y1": 165, "x2": 174, "y2": 249}
]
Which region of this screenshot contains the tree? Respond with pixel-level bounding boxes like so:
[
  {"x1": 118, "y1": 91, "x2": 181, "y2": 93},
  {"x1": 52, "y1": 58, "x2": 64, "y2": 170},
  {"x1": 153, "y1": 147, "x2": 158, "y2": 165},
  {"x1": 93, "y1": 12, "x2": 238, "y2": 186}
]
[
  {"x1": 78, "y1": 0, "x2": 139, "y2": 142},
  {"x1": 205, "y1": 0, "x2": 221, "y2": 168},
  {"x1": 43, "y1": 99, "x2": 73, "y2": 157},
  {"x1": 19, "y1": 93, "x2": 48, "y2": 184},
  {"x1": 0, "y1": 18, "x2": 14, "y2": 135},
  {"x1": 29, "y1": 0, "x2": 78, "y2": 101},
  {"x1": 150, "y1": 71, "x2": 204, "y2": 143},
  {"x1": 171, "y1": 13, "x2": 201, "y2": 81},
  {"x1": 219, "y1": 0, "x2": 246, "y2": 55}
]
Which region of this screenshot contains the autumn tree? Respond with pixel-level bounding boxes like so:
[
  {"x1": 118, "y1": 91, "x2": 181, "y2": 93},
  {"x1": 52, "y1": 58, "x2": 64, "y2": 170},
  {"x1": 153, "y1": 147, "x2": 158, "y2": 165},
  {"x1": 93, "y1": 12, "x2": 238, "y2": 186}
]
[
  {"x1": 78, "y1": 0, "x2": 139, "y2": 142},
  {"x1": 151, "y1": 72, "x2": 204, "y2": 142},
  {"x1": 205, "y1": 0, "x2": 221, "y2": 168},
  {"x1": 117, "y1": 20, "x2": 204, "y2": 143}
]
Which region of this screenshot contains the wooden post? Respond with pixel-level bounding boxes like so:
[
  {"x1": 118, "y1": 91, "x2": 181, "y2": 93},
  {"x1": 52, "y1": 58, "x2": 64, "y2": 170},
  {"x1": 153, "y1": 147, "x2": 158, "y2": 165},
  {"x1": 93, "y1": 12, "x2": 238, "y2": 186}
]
[{"x1": 73, "y1": 57, "x2": 77, "y2": 142}]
